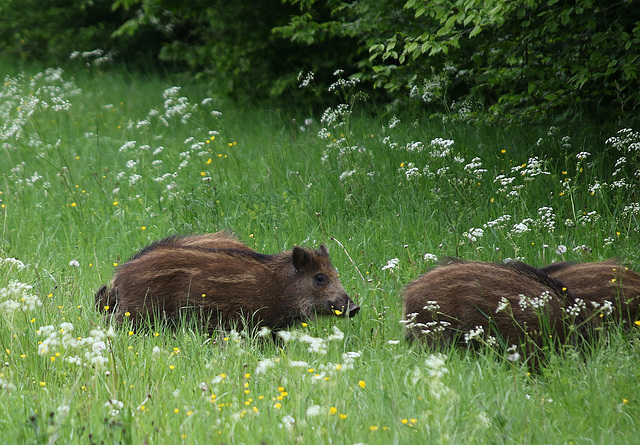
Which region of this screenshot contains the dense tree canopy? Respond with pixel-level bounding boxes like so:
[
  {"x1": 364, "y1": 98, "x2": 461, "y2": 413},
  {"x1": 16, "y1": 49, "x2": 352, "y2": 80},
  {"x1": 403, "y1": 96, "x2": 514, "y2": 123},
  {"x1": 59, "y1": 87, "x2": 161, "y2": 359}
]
[{"x1": 1, "y1": 0, "x2": 637, "y2": 120}]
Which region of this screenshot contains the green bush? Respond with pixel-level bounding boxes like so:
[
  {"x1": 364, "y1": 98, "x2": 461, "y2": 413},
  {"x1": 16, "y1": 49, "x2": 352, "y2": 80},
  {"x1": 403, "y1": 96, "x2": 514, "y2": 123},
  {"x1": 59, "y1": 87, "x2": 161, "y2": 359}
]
[
  {"x1": 112, "y1": 0, "x2": 362, "y2": 99},
  {"x1": 0, "y1": 0, "x2": 166, "y2": 70},
  {"x1": 2, "y1": 0, "x2": 638, "y2": 120},
  {"x1": 279, "y1": 0, "x2": 640, "y2": 121}
]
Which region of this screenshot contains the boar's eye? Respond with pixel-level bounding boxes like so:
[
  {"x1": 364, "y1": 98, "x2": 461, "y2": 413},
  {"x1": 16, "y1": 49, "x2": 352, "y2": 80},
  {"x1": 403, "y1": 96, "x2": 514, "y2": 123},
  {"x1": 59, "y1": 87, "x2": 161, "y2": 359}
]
[{"x1": 314, "y1": 273, "x2": 328, "y2": 286}]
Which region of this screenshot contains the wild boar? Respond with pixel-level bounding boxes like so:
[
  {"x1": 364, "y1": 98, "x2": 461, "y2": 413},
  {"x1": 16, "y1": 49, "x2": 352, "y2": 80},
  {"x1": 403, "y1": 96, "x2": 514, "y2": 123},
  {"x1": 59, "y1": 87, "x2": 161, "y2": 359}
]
[
  {"x1": 96, "y1": 233, "x2": 359, "y2": 331},
  {"x1": 541, "y1": 260, "x2": 640, "y2": 327},
  {"x1": 168, "y1": 231, "x2": 252, "y2": 251},
  {"x1": 402, "y1": 259, "x2": 575, "y2": 351}
]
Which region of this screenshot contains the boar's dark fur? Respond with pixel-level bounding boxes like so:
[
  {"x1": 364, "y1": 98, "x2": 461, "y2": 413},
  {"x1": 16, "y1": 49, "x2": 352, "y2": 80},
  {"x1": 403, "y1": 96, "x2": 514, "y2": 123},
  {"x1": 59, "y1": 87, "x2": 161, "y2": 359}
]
[
  {"x1": 402, "y1": 259, "x2": 575, "y2": 350},
  {"x1": 541, "y1": 260, "x2": 640, "y2": 327},
  {"x1": 96, "y1": 232, "x2": 359, "y2": 331}
]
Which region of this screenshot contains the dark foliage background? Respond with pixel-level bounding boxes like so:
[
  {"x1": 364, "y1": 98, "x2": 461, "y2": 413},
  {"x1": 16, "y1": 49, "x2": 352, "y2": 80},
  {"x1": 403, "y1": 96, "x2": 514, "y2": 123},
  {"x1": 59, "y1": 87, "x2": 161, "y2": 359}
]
[{"x1": 1, "y1": 0, "x2": 638, "y2": 121}]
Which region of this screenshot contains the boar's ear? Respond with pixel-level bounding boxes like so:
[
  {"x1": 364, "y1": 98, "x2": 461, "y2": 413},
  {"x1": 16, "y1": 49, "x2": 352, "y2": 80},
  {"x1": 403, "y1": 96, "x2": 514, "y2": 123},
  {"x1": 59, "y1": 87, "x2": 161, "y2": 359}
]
[
  {"x1": 318, "y1": 245, "x2": 328, "y2": 256},
  {"x1": 292, "y1": 246, "x2": 311, "y2": 271}
]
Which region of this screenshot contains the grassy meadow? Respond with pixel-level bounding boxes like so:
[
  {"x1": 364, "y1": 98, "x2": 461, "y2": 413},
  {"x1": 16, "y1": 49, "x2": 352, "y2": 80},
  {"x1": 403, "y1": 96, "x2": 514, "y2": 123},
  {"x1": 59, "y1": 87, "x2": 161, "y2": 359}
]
[{"x1": 1, "y1": 65, "x2": 640, "y2": 443}]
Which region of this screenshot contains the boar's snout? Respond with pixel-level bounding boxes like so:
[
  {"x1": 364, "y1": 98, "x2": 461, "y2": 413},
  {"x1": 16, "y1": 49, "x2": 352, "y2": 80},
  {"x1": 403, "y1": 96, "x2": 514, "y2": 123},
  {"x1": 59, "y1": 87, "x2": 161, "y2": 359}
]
[
  {"x1": 331, "y1": 296, "x2": 359, "y2": 317},
  {"x1": 346, "y1": 300, "x2": 360, "y2": 317}
]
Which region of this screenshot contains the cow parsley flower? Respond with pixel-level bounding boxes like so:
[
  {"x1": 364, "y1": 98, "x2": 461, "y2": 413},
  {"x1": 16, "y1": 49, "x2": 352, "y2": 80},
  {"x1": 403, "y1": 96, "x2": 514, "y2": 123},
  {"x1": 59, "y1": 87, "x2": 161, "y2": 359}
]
[
  {"x1": 255, "y1": 358, "x2": 276, "y2": 375},
  {"x1": 464, "y1": 326, "x2": 485, "y2": 343},
  {"x1": 280, "y1": 415, "x2": 296, "y2": 431},
  {"x1": 496, "y1": 297, "x2": 510, "y2": 313},
  {"x1": 463, "y1": 227, "x2": 484, "y2": 243},
  {"x1": 382, "y1": 258, "x2": 400, "y2": 271},
  {"x1": 565, "y1": 298, "x2": 586, "y2": 317}
]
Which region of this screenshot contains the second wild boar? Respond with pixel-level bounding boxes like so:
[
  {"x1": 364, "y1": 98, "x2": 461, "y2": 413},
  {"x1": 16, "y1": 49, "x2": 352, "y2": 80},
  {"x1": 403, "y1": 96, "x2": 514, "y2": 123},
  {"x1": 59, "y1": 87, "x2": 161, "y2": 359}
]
[
  {"x1": 541, "y1": 260, "x2": 640, "y2": 327},
  {"x1": 402, "y1": 259, "x2": 575, "y2": 350},
  {"x1": 96, "y1": 233, "x2": 359, "y2": 331}
]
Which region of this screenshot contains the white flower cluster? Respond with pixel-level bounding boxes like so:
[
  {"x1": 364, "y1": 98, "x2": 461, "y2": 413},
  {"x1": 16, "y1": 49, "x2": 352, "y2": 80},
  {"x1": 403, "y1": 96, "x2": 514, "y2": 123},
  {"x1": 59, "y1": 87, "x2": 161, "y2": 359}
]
[
  {"x1": 0, "y1": 280, "x2": 42, "y2": 314},
  {"x1": 298, "y1": 71, "x2": 314, "y2": 89},
  {"x1": 328, "y1": 76, "x2": 360, "y2": 93},
  {"x1": 464, "y1": 157, "x2": 487, "y2": 177},
  {"x1": 404, "y1": 141, "x2": 424, "y2": 151},
  {"x1": 276, "y1": 325, "x2": 346, "y2": 355},
  {"x1": 537, "y1": 207, "x2": 557, "y2": 231},
  {"x1": 103, "y1": 399, "x2": 124, "y2": 417},
  {"x1": 0, "y1": 376, "x2": 17, "y2": 392},
  {"x1": 513, "y1": 156, "x2": 550, "y2": 180},
  {"x1": 565, "y1": 298, "x2": 586, "y2": 318},
  {"x1": 511, "y1": 222, "x2": 531, "y2": 235},
  {"x1": 424, "y1": 353, "x2": 452, "y2": 400},
  {"x1": 422, "y1": 301, "x2": 440, "y2": 312},
  {"x1": 606, "y1": 128, "x2": 640, "y2": 154},
  {"x1": 0, "y1": 257, "x2": 26, "y2": 271},
  {"x1": 495, "y1": 297, "x2": 511, "y2": 313},
  {"x1": 483, "y1": 214, "x2": 512, "y2": 230},
  {"x1": 320, "y1": 104, "x2": 351, "y2": 129},
  {"x1": 622, "y1": 202, "x2": 640, "y2": 217},
  {"x1": 400, "y1": 312, "x2": 451, "y2": 336},
  {"x1": 280, "y1": 414, "x2": 296, "y2": 431},
  {"x1": 591, "y1": 300, "x2": 614, "y2": 316},
  {"x1": 1, "y1": 68, "x2": 81, "y2": 144},
  {"x1": 464, "y1": 326, "x2": 484, "y2": 343},
  {"x1": 423, "y1": 253, "x2": 438, "y2": 262},
  {"x1": 407, "y1": 73, "x2": 448, "y2": 103},
  {"x1": 463, "y1": 227, "x2": 484, "y2": 243},
  {"x1": 381, "y1": 258, "x2": 400, "y2": 271},
  {"x1": 429, "y1": 138, "x2": 454, "y2": 157},
  {"x1": 255, "y1": 358, "x2": 276, "y2": 375},
  {"x1": 404, "y1": 163, "x2": 421, "y2": 180},
  {"x1": 37, "y1": 323, "x2": 115, "y2": 369},
  {"x1": 518, "y1": 290, "x2": 553, "y2": 310}
]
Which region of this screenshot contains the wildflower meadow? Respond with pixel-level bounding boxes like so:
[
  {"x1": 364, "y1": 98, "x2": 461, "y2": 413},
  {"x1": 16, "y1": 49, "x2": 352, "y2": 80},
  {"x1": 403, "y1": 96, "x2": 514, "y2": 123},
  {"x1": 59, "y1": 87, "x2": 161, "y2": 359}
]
[{"x1": 1, "y1": 65, "x2": 639, "y2": 444}]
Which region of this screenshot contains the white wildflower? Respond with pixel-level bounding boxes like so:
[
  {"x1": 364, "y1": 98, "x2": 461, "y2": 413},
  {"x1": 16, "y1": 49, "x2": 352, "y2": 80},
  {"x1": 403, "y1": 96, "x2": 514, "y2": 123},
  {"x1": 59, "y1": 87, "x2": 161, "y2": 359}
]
[
  {"x1": 327, "y1": 325, "x2": 344, "y2": 341},
  {"x1": 565, "y1": 298, "x2": 586, "y2": 317},
  {"x1": 512, "y1": 222, "x2": 531, "y2": 235},
  {"x1": 305, "y1": 405, "x2": 323, "y2": 417},
  {"x1": 257, "y1": 326, "x2": 271, "y2": 337},
  {"x1": 464, "y1": 326, "x2": 485, "y2": 343},
  {"x1": 422, "y1": 301, "x2": 440, "y2": 312},
  {"x1": 0, "y1": 257, "x2": 26, "y2": 270},
  {"x1": 255, "y1": 358, "x2": 276, "y2": 375},
  {"x1": 382, "y1": 258, "x2": 400, "y2": 271},
  {"x1": 339, "y1": 169, "x2": 356, "y2": 181},
  {"x1": 496, "y1": 297, "x2": 510, "y2": 313},
  {"x1": 423, "y1": 253, "x2": 438, "y2": 262},
  {"x1": 280, "y1": 415, "x2": 296, "y2": 431},
  {"x1": 463, "y1": 227, "x2": 484, "y2": 243}
]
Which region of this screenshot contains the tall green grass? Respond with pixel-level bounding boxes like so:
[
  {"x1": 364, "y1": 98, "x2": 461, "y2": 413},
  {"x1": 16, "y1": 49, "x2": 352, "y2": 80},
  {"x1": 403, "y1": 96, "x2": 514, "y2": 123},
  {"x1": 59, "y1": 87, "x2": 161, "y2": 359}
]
[{"x1": 1, "y1": 65, "x2": 639, "y2": 443}]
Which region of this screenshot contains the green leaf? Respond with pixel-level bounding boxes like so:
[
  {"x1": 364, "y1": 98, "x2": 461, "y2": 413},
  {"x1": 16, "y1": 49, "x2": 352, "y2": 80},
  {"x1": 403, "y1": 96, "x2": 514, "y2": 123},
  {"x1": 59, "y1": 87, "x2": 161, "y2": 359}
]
[
  {"x1": 469, "y1": 25, "x2": 482, "y2": 38},
  {"x1": 406, "y1": 42, "x2": 419, "y2": 54}
]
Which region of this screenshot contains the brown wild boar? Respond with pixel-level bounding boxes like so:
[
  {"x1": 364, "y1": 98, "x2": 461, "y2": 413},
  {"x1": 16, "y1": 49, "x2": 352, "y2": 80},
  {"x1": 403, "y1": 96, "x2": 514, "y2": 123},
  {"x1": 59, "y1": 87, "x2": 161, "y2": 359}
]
[
  {"x1": 402, "y1": 259, "x2": 575, "y2": 350},
  {"x1": 96, "y1": 232, "x2": 359, "y2": 331},
  {"x1": 541, "y1": 260, "x2": 640, "y2": 327},
  {"x1": 168, "y1": 231, "x2": 252, "y2": 250}
]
